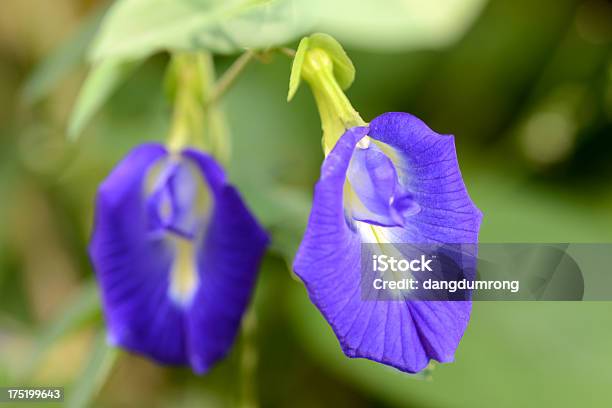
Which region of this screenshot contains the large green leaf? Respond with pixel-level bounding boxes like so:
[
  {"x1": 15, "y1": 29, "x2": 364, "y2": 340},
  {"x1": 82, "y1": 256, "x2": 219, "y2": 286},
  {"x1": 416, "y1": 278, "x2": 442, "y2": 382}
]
[
  {"x1": 307, "y1": 0, "x2": 489, "y2": 52},
  {"x1": 91, "y1": 0, "x2": 312, "y2": 61},
  {"x1": 68, "y1": 58, "x2": 141, "y2": 141},
  {"x1": 91, "y1": 0, "x2": 488, "y2": 62}
]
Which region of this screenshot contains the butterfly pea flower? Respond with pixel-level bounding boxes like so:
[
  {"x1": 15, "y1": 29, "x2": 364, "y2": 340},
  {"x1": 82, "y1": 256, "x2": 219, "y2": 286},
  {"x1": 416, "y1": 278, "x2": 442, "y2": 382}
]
[
  {"x1": 290, "y1": 34, "x2": 482, "y2": 373},
  {"x1": 89, "y1": 143, "x2": 268, "y2": 374},
  {"x1": 294, "y1": 114, "x2": 482, "y2": 373}
]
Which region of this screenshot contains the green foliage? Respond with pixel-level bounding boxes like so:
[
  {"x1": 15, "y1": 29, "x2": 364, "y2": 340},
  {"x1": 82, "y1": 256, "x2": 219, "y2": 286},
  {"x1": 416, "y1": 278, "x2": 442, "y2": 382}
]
[
  {"x1": 289, "y1": 281, "x2": 612, "y2": 407},
  {"x1": 63, "y1": 0, "x2": 488, "y2": 141},
  {"x1": 20, "y1": 6, "x2": 107, "y2": 106},
  {"x1": 90, "y1": 0, "x2": 488, "y2": 62},
  {"x1": 68, "y1": 58, "x2": 141, "y2": 141},
  {"x1": 66, "y1": 331, "x2": 117, "y2": 408},
  {"x1": 18, "y1": 284, "x2": 101, "y2": 382},
  {"x1": 307, "y1": 0, "x2": 488, "y2": 51},
  {"x1": 90, "y1": 0, "x2": 312, "y2": 61}
]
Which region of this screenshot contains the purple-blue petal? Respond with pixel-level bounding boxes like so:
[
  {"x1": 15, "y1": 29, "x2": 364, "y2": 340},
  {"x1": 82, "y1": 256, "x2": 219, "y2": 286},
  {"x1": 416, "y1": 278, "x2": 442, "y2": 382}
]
[
  {"x1": 182, "y1": 149, "x2": 269, "y2": 374},
  {"x1": 369, "y1": 112, "x2": 482, "y2": 244},
  {"x1": 89, "y1": 144, "x2": 188, "y2": 364},
  {"x1": 294, "y1": 113, "x2": 482, "y2": 373},
  {"x1": 348, "y1": 144, "x2": 405, "y2": 226},
  {"x1": 89, "y1": 144, "x2": 268, "y2": 374}
]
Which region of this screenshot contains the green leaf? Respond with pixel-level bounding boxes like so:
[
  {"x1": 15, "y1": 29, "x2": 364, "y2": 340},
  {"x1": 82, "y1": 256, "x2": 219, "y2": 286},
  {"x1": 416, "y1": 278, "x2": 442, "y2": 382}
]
[
  {"x1": 66, "y1": 330, "x2": 117, "y2": 408},
  {"x1": 306, "y1": 0, "x2": 488, "y2": 52},
  {"x1": 90, "y1": 0, "x2": 314, "y2": 61},
  {"x1": 90, "y1": 0, "x2": 486, "y2": 65},
  {"x1": 20, "y1": 6, "x2": 107, "y2": 105},
  {"x1": 68, "y1": 58, "x2": 141, "y2": 141},
  {"x1": 18, "y1": 283, "x2": 101, "y2": 381}
]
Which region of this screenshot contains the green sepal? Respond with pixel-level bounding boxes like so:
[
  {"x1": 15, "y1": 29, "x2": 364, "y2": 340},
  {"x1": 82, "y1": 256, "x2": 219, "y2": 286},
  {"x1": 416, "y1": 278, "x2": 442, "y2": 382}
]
[
  {"x1": 287, "y1": 37, "x2": 309, "y2": 101},
  {"x1": 308, "y1": 33, "x2": 355, "y2": 90},
  {"x1": 287, "y1": 33, "x2": 364, "y2": 153},
  {"x1": 287, "y1": 33, "x2": 355, "y2": 101}
]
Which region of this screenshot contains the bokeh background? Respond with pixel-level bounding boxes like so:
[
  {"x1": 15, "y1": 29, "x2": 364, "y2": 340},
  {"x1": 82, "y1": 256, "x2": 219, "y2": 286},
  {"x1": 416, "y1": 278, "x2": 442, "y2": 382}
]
[{"x1": 1, "y1": 0, "x2": 612, "y2": 406}]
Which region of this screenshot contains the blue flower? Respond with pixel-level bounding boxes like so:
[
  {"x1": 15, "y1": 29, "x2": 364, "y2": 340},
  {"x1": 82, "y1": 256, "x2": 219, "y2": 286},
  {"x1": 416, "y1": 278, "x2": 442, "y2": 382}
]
[
  {"x1": 293, "y1": 112, "x2": 482, "y2": 373},
  {"x1": 89, "y1": 143, "x2": 268, "y2": 374}
]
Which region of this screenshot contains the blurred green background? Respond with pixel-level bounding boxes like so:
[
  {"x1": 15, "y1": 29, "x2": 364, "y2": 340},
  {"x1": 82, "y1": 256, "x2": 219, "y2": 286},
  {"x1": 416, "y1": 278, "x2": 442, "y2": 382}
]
[{"x1": 1, "y1": 0, "x2": 611, "y2": 406}]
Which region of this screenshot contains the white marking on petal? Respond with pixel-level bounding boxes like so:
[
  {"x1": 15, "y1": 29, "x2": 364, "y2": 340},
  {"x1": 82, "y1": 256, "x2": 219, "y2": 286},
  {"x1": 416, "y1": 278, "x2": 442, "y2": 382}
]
[
  {"x1": 356, "y1": 135, "x2": 371, "y2": 149},
  {"x1": 356, "y1": 222, "x2": 421, "y2": 300},
  {"x1": 355, "y1": 221, "x2": 404, "y2": 250},
  {"x1": 168, "y1": 235, "x2": 199, "y2": 307}
]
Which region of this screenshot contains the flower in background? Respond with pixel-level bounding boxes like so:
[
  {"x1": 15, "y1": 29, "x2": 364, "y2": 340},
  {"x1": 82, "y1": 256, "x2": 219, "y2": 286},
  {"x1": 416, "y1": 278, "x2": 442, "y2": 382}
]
[
  {"x1": 293, "y1": 114, "x2": 482, "y2": 373},
  {"x1": 89, "y1": 143, "x2": 268, "y2": 374}
]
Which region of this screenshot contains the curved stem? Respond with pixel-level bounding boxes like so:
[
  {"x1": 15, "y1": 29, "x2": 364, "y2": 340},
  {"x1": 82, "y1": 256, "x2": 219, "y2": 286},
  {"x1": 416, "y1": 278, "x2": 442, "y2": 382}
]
[
  {"x1": 207, "y1": 50, "x2": 255, "y2": 107},
  {"x1": 240, "y1": 307, "x2": 258, "y2": 408},
  {"x1": 279, "y1": 47, "x2": 296, "y2": 58}
]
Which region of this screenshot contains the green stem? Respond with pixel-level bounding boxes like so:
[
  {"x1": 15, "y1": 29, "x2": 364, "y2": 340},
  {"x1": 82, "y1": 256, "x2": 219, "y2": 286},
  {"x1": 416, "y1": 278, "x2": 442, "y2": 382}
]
[
  {"x1": 166, "y1": 50, "x2": 255, "y2": 162},
  {"x1": 167, "y1": 83, "x2": 196, "y2": 151},
  {"x1": 207, "y1": 50, "x2": 255, "y2": 107},
  {"x1": 240, "y1": 307, "x2": 258, "y2": 408},
  {"x1": 167, "y1": 53, "x2": 209, "y2": 151},
  {"x1": 279, "y1": 47, "x2": 296, "y2": 58},
  {"x1": 301, "y1": 48, "x2": 366, "y2": 153}
]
